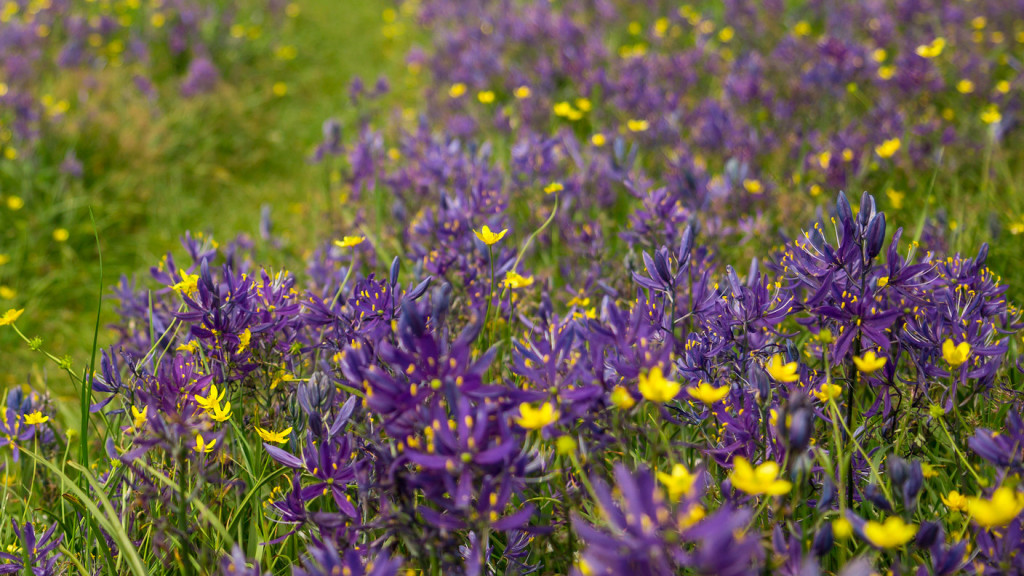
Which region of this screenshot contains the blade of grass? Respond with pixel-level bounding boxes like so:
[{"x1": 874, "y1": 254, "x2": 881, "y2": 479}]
[
  {"x1": 19, "y1": 448, "x2": 147, "y2": 576},
  {"x1": 79, "y1": 208, "x2": 104, "y2": 480},
  {"x1": 134, "y1": 461, "x2": 232, "y2": 543}
]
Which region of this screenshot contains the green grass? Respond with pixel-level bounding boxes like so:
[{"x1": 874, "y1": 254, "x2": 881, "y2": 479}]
[{"x1": 1, "y1": 0, "x2": 408, "y2": 392}]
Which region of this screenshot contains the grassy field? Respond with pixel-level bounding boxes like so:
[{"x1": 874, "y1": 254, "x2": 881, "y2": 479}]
[
  {"x1": 1, "y1": 0, "x2": 405, "y2": 392},
  {"x1": 2, "y1": 2, "x2": 1024, "y2": 574}
]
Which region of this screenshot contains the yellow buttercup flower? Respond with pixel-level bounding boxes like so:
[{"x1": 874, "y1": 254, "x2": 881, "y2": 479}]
[
  {"x1": 981, "y1": 104, "x2": 1002, "y2": 125},
  {"x1": 679, "y1": 504, "x2": 705, "y2": 530},
  {"x1": 236, "y1": 328, "x2": 252, "y2": 354},
  {"x1": 0, "y1": 308, "x2": 24, "y2": 326},
  {"x1": 543, "y1": 182, "x2": 564, "y2": 195},
  {"x1": 626, "y1": 119, "x2": 649, "y2": 133},
  {"x1": 742, "y1": 179, "x2": 763, "y2": 194},
  {"x1": 832, "y1": 517, "x2": 853, "y2": 539},
  {"x1": 334, "y1": 236, "x2": 365, "y2": 249},
  {"x1": 657, "y1": 464, "x2": 696, "y2": 501},
  {"x1": 194, "y1": 434, "x2": 216, "y2": 454},
  {"x1": 729, "y1": 457, "x2": 792, "y2": 496},
  {"x1": 24, "y1": 411, "x2": 48, "y2": 425},
  {"x1": 474, "y1": 225, "x2": 507, "y2": 246},
  {"x1": 638, "y1": 366, "x2": 681, "y2": 403},
  {"x1": 686, "y1": 381, "x2": 729, "y2": 405},
  {"x1": 610, "y1": 386, "x2": 636, "y2": 410},
  {"x1": 941, "y1": 490, "x2": 968, "y2": 512},
  {"x1": 555, "y1": 435, "x2": 577, "y2": 455},
  {"x1": 853, "y1": 350, "x2": 887, "y2": 374},
  {"x1": 514, "y1": 86, "x2": 531, "y2": 99},
  {"x1": 766, "y1": 353, "x2": 799, "y2": 383},
  {"x1": 171, "y1": 271, "x2": 199, "y2": 298},
  {"x1": 591, "y1": 133, "x2": 606, "y2": 147},
  {"x1": 874, "y1": 137, "x2": 901, "y2": 158},
  {"x1": 956, "y1": 79, "x2": 975, "y2": 94},
  {"x1": 914, "y1": 37, "x2": 945, "y2": 58},
  {"x1": 195, "y1": 384, "x2": 227, "y2": 412},
  {"x1": 131, "y1": 405, "x2": 148, "y2": 430},
  {"x1": 863, "y1": 516, "x2": 917, "y2": 548},
  {"x1": 514, "y1": 402, "x2": 560, "y2": 430},
  {"x1": 177, "y1": 340, "x2": 201, "y2": 354},
  {"x1": 448, "y1": 83, "x2": 467, "y2": 98},
  {"x1": 813, "y1": 383, "x2": 842, "y2": 403},
  {"x1": 477, "y1": 90, "x2": 495, "y2": 104},
  {"x1": 503, "y1": 271, "x2": 534, "y2": 290},
  {"x1": 941, "y1": 339, "x2": 970, "y2": 367},
  {"x1": 208, "y1": 399, "x2": 232, "y2": 422},
  {"x1": 255, "y1": 425, "x2": 293, "y2": 444},
  {"x1": 920, "y1": 462, "x2": 939, "y2": 478},
  {"x1": 966, "y1": 486, "x2": 1024, "y2": 528}
]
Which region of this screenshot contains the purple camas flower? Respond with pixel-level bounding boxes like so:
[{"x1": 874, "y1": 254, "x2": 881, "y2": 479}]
[
  {"x1": 180, "y1": 56, "x2": 220, "y2": 97},
  {"x1": 0, "y1": 521, "x2": 63, "y2": 576}
]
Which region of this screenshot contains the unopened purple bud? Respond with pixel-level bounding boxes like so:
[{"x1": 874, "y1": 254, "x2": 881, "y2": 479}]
[
  {"x1": 726, "y1": 265, "x2": 744, "y2": 300},
  {"x1": 747, "y1": 363, "x2": 770, "y2": 403},
  {"x1": 864, "y1": 483, "x2": 892, "y2": 512},
  {"x1": 654, "y1": 250, "x2": 672, "y2": 285},
  {"x1": 746, "y1": 257, "x2": 759, "y2": 288},
  {"x1": 836, "y1": 191, "x2": 854, "y2": 228},
  {"x1": 389, "y1": 257, "x2": 400, "y2": 287},
  {"x1": 816, "y1": 476, "x2": 836, "y2": 512},
  {"x1": 915, "y1": 521, "x2": 940, "y2": 548},
  {"x1": 812, "y1": 522, "x2": 833, "y2": 557},
  {"x1": 678, "y1": 225, "x2": 694, "y2": 265},
  {"x1": 865, "y1": 213, "x2": 886, "y2": 260},
  {"x1": 975, "y1": 243, "x2": 989, "y2": 269},
  {"x1": 857, "y1": 191, "x2": 874, "y2": 228}
]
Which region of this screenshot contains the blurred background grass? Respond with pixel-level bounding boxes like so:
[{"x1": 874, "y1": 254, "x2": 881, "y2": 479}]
[{"x1": 0, "y1": 0, "x2": 409, "y2": 393}]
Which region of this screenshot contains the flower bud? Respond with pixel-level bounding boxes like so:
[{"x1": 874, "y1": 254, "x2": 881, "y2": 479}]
[
  {"x1": 812, "y1": 521, "x2": 834, "y2": 557},
  {"x1": 915, "y1": 521, "x2": 941, "y2": 548},
  {"x1": 836, "y1": 191, "x2": 854, "y2": 228},
  {"x1": 865, "y1": 212, "x2": 886, "y2": 260}
]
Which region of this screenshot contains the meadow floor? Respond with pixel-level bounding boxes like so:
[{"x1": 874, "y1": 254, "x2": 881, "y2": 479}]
[{"x1": 2, "y1": 0, "x2": 400, "y2": 391}]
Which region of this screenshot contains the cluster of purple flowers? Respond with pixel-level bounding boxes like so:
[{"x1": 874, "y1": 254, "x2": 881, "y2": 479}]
[{"x1": 36, "y1": 181, "x2": 1008, "y2": 574}]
